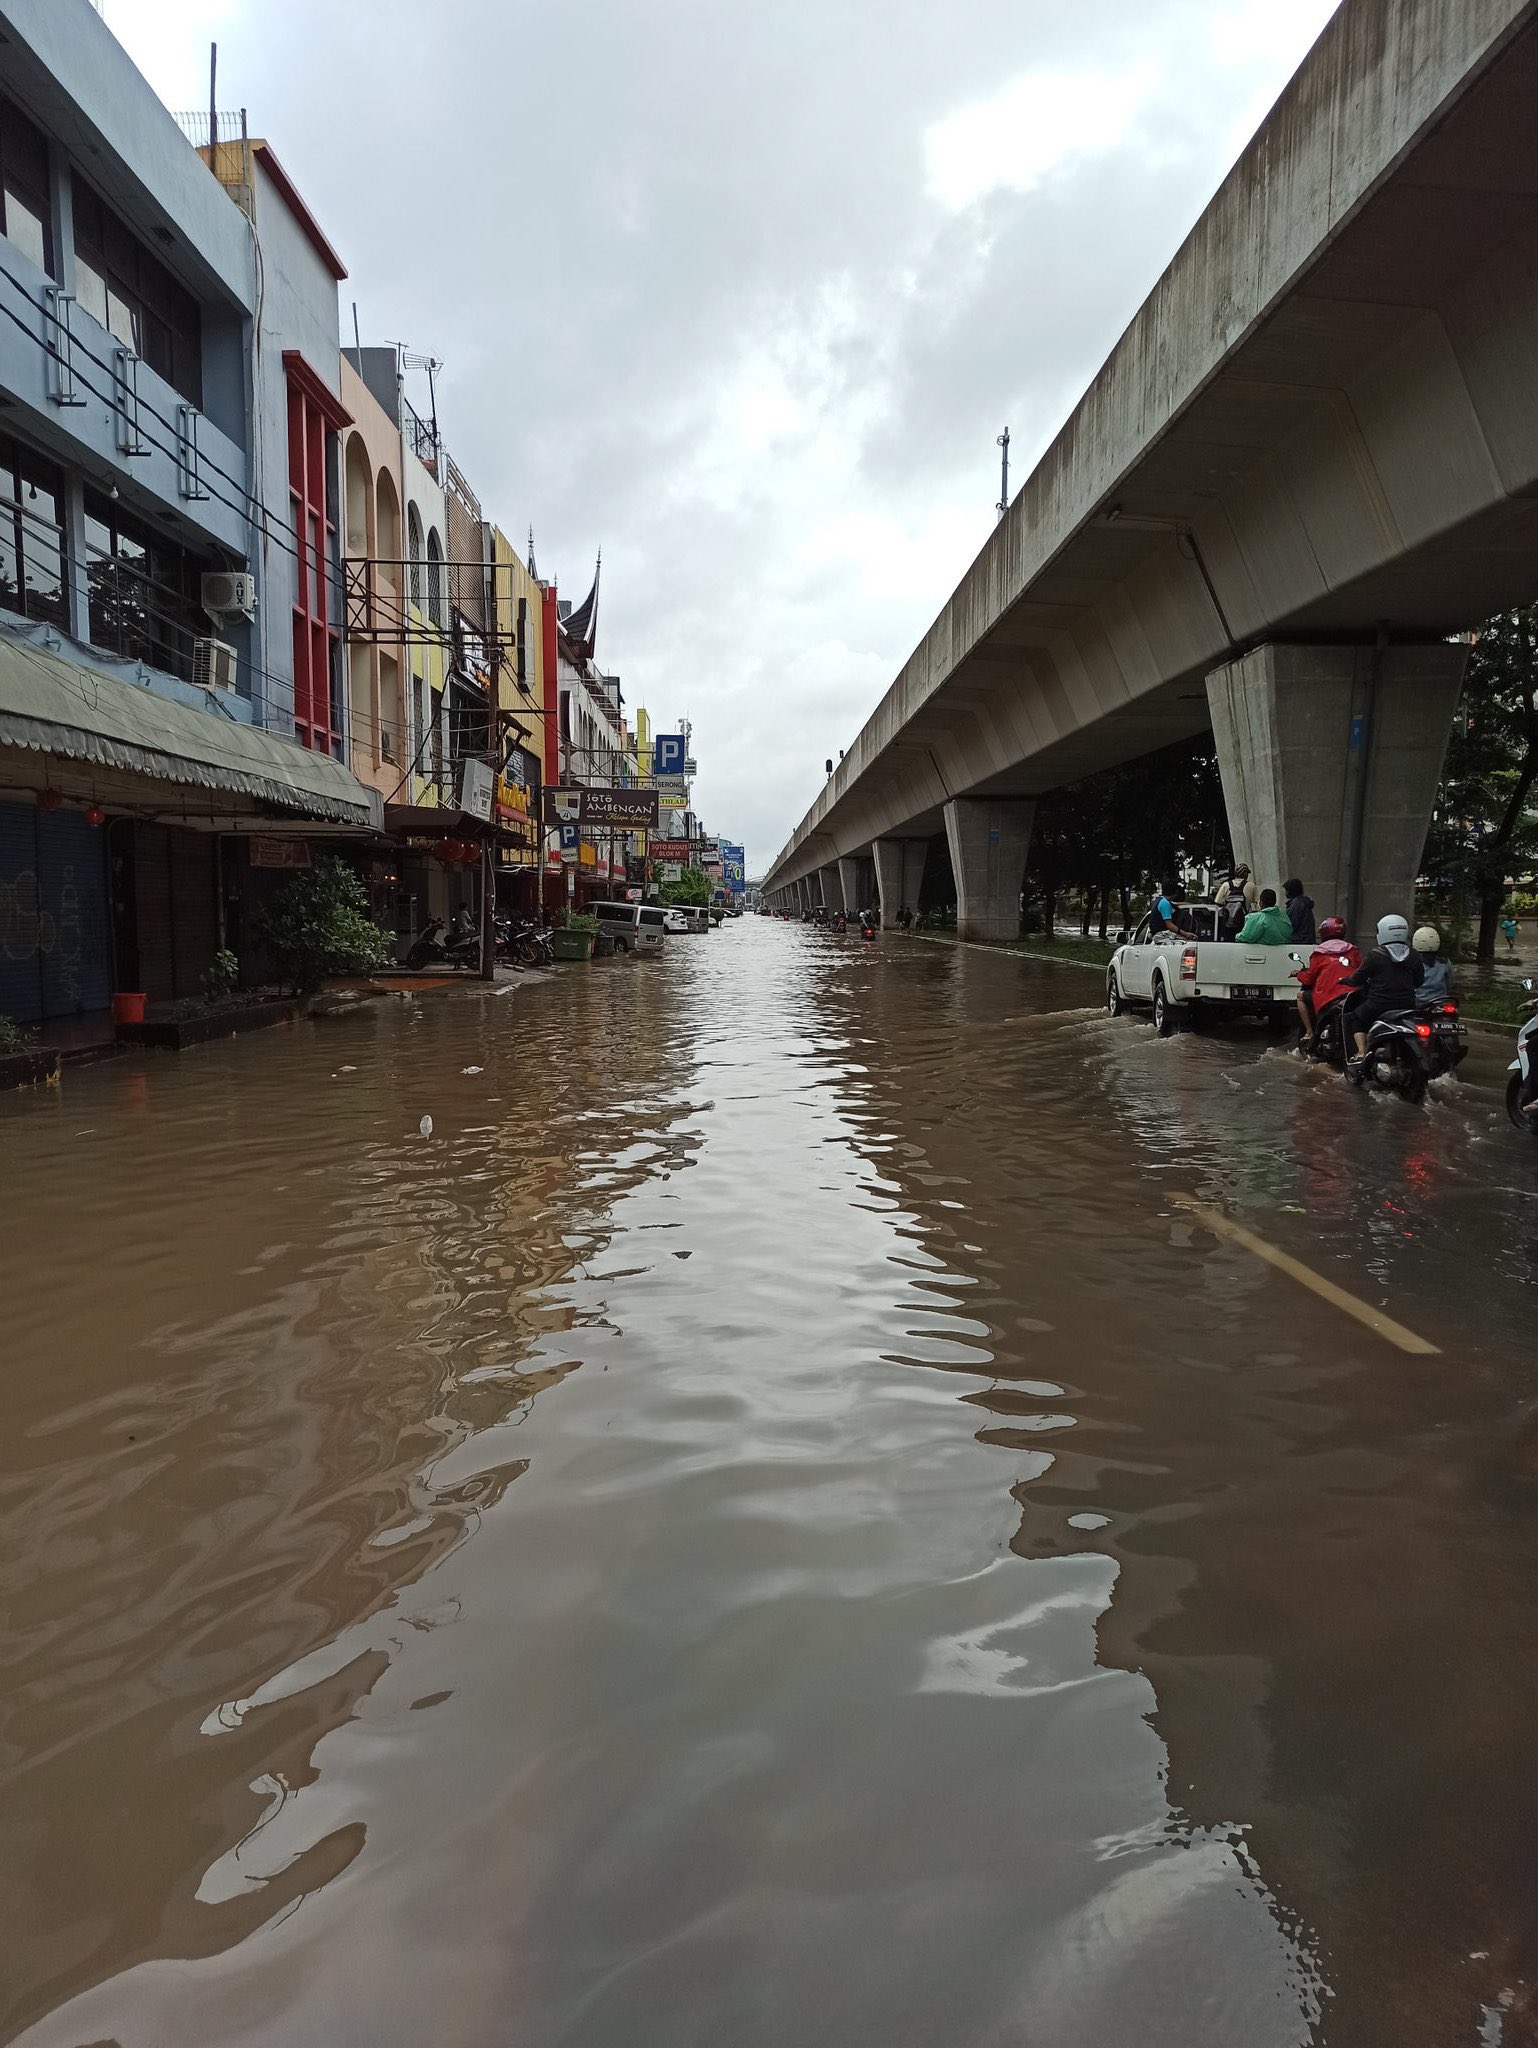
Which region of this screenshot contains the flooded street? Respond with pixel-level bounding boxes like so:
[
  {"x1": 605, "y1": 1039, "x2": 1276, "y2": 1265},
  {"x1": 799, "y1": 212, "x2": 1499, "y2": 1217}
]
[{"x1": 4, "y1": 919, "x2": 1538, "y2": 2047}]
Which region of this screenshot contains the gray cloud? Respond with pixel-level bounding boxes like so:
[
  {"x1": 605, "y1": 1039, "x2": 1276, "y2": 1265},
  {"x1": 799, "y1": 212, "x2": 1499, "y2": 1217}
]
[{"x1": 111, "y1": 0, "x2": 1337, "y2": 867}]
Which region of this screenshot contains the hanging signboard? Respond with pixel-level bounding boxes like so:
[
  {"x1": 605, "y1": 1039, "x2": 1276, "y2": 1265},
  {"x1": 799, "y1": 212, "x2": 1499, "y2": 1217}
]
[
  {"x1": 459, "y1": 759, "x2": 494, "y2": 822},
  {"x1": 541, "y1": 787, "x2": 660, "y2": 829},
  {"x1": 249, "y1": 837, "x2": 311, "y2": 870},
  {"x1": 653, "y1": 733, "x2": 687, "y2": 775},
  {"x1": 659, "y1": 862, "x2": 682, "y2": 882},
  {"x1": 647, "y1": 838, "x2": 693, "y2": 862}
]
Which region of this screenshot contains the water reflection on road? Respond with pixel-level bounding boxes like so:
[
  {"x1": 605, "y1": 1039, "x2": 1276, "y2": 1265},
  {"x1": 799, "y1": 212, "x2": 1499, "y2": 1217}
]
[{"x1": 3, "y1": 922, "x2": 1536, "y2": 2046}]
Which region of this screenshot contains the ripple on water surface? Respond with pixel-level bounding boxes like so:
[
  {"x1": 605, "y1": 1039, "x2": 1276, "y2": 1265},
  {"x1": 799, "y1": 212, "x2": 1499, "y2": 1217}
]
[{"x1": 5, "y1": 925, "x2": 1536, "y2": 2045}]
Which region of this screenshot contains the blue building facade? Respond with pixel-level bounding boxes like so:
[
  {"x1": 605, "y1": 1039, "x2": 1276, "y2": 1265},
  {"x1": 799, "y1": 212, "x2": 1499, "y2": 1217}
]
[{"x1": 0, "y1": 0, "x2": 373, "y2": 1027}]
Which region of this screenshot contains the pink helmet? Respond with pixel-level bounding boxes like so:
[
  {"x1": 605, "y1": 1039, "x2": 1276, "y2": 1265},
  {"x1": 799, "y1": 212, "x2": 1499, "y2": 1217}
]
[{"x1": 1318, "y1": 916, "x2": 1347, "y2": 940}]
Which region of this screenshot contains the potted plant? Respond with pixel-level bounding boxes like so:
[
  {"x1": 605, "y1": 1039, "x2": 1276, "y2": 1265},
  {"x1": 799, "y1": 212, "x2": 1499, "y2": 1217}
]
[{"x1": 551, "y1": 911, "x2": 598, "y2": 961}]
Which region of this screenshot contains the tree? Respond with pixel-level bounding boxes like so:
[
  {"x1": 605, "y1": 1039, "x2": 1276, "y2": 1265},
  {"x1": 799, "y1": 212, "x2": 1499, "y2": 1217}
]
[
  {"x1": 1025, "y1": 735, "x2": 1225, "y2": 936},
  {"x1": 659, "y1": 866, "x2": 710, "y2": 906},
  {"x1": 254, "y1": 857, "x2": 393, "y2": 993},
  {"x1": 1423, "y1": 608, "x2": 1538, "y2": 960}
]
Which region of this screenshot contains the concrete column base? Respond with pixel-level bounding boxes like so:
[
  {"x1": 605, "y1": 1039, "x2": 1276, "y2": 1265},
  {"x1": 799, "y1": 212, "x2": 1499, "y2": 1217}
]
[
  {"x1": 872, "y1": 838, "x2": 929, "y2": 924},
  {"x1": 837, "y1": 856, "x2": 863, "y2": 915},
  {"x1": 943, "y1": 797, "x2": 1035, "y2": 943},
  {"x1": 816, "y1": 866, "x2": 839, "y2": 911},
  {"x1": 1207, "y1": 642, "x2": 1467, "y2": 935}
]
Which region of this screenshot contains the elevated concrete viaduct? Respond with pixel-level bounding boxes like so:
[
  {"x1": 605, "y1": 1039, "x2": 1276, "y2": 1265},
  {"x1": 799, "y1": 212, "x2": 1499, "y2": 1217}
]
[{"x1": 766, "y1": 0, "x2": 1538, "y2": 934}]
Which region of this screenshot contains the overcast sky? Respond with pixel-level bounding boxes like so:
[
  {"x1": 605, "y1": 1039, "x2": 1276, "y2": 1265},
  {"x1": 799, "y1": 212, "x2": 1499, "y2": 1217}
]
[{"x1": 105, "y1": 0, "x2": 1338, "y2": 870}]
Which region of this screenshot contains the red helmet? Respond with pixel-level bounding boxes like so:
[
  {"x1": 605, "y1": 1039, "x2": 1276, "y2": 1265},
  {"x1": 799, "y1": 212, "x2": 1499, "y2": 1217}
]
[{"x1": 1318, "y1": 916, "x2": 1347, "y2": 940}]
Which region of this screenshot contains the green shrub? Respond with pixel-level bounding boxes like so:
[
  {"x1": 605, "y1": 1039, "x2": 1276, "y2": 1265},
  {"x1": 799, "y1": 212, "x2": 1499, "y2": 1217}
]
[
  {"x1": 202, "y1": 948, "x2": 240, "y2": 1004},
  {"x1": 0, "y1": 1013, "x2": 32, "y2": 1054},
  {"x1": 566, "y1": 910, "x2": 598, "y2": 934},
  {"x1": 254, "y1": 858, "x2": 392, "y2": 993}
]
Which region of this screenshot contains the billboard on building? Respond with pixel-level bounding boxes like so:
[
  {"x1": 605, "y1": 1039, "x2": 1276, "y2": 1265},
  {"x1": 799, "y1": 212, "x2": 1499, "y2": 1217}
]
[{"x1": 541, "y1": 787, "x2": 660, "y2": 829}]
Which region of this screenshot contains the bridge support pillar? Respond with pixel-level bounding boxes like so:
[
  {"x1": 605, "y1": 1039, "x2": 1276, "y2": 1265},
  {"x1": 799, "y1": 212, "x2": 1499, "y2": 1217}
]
[
  {"x1": 1208, "y1": 642, "x2": 1467, "y2": 936},
  {"x1": 837, "y1": 856, "x2": 863, "y2": 914},
  {"x1": 943, "y1": 798, "x2": 1035, "y2": 943},
  {"x1": 872, "y1": 838, "x2": 928, "y2": 925},
  {"x1": 816, "y1": 866, "x2": 839, "y2": 911}
]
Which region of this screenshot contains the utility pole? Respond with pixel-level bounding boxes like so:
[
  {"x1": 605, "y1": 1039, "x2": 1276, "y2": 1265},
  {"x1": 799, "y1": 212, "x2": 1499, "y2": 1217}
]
[
  {"x1": 996, "y1": 426, "x2": 1010, "y2": 521},
  {"x1": 479, "y1": 550, "x2": 502, "y2": 982}
]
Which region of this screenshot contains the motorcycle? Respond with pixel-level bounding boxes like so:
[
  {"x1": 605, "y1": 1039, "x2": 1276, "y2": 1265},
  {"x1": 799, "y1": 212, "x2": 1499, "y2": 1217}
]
[
  {"x1": 498, "y1": 918, "x2": 552, "y2": 969},
  {"x1": 1505, "y1": 977, "x2": 1538, "y2": 1133},
  {"x1": 404, "y1": 917, "x2": 479, "y2": 971},
  {"x1": 1347, "y1": 1002, "x2": 1467, "y2": 1104},
  {"x1": 1299, "y1": 998, "x2": 1350, "y2": 1068}
]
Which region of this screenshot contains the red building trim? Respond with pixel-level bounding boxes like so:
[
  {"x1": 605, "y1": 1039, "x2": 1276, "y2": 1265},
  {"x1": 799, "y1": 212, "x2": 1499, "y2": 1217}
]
[
  {"x1": 281, "y1": 349, "x2": 351, "y2": 431},
  {"x1": 286, "y1": 360, "x2": 344, "y2": 756},
  {"x1": 254, "y1": 143, "x2": 349, "y2": 282}
]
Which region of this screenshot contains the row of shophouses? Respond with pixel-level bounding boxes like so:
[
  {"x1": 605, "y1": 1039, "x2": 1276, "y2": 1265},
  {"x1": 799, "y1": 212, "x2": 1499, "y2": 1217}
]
[{"x1": 0, "y1": 0, "x2": 681, "y2": 1034}]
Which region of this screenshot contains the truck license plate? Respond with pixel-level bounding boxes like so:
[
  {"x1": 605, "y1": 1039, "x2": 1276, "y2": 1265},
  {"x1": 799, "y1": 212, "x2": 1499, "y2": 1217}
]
[{"x1": 1232, "y1": 985, "x2": 1270, "y2": 999}]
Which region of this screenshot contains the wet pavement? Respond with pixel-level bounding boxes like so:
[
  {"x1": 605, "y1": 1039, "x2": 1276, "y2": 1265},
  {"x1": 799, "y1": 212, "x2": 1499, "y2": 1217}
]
[{"x1": 2, "y1": 920, "x2": 1536, "y2": 2047}]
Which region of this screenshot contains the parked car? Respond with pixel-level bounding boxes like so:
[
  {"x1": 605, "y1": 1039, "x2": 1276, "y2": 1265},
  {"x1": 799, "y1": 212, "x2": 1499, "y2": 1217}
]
[
  {"x1": 1107, "y1": 902, "x2": 1309, "y2": 1036},
  {"x1": 592, "y1": 901, "x2": 667, "y2": 954},
  {"x1": 665, "y1": 906, "x2": 711, "y2": 934}
]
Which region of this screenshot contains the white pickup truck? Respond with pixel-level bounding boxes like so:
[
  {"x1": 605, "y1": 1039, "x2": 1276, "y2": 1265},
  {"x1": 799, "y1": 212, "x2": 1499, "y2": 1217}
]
[{"x1": 1106, "y1": 902, "x2": 1310, "y2": 1036}]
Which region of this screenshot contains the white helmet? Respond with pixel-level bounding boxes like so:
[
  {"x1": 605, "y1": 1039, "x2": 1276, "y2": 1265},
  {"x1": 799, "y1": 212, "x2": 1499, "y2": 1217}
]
[
  {"x1": 1377, "y1": 914, "x2": 1410, "y2": 946},
  {"x1": 1413, "y1": 925, "x2": 1440, "y2": 953}
]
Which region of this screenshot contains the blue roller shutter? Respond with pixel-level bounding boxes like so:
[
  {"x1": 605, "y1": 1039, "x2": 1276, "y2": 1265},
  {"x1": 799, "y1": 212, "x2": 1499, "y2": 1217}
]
[
  {"x1": 37, "y1": 809, "x2": 110, "y2": 1015},
  {"x1": 0, "y1": 801, "x2": 41, "y2": 1023}
]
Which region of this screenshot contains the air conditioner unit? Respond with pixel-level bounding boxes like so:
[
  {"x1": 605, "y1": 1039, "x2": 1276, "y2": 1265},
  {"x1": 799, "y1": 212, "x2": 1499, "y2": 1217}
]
[
  {"x1": 201, "y1": 570, "x2": 257, "y2": 620},
  {"x1": 192, "y1": 636, "x2": 238, "y2": 692}
]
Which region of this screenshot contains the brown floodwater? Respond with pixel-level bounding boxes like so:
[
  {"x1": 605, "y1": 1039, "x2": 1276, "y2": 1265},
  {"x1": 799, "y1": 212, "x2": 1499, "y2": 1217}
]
[{"x1": 3, "y1": 921, "x2": 1537, "y2": 2047}]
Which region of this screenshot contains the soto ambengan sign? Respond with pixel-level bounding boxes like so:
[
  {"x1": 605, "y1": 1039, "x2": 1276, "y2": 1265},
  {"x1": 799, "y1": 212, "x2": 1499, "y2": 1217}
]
[{"x1": 541, "y1": 787, "x2": 660, "y2": 830}]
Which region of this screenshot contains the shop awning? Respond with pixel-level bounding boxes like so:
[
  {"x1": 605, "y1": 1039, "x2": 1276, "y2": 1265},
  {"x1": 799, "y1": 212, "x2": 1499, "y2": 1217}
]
[{"x1": 0, "y1": 634, "x2": 377, "y2": 827}]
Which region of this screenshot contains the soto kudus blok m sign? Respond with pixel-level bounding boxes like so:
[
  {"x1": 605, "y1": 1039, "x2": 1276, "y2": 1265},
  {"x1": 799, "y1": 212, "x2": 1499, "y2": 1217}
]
[{"x1": 541, "y1": 787, "x2": 660, "y2": 830}]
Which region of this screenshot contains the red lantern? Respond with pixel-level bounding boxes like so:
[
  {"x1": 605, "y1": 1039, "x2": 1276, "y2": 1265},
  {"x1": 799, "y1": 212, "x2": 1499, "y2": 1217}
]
[
  {"x1": 85, "y1": 805, "x2": 106, "y2": 828},
  {"x1": 38, "y1": 789, "x2": 62, "y2": 811}
]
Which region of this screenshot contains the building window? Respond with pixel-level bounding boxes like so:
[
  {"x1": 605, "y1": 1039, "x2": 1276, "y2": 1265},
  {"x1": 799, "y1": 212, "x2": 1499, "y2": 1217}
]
[
  {"x1": 72, "y1": 178, "x2": 202, "y2": 406},
  {"x1": 426, "y1": 529, "x2": 444, "y2": 629},
  {"x1": 284, "y1": 352, "x2": 348, "y2": 755},
  {"x1": 407, "y1": 505, "x2": 423, "y2": 606},
  {"x1": 83, "y1": 492, "x2": 207, "y2": 682},
  {"x1": 0, "y1": 99, "x2": 52, "y2": 276},
  {"x1": 0, "y1": 437, "x2": 66, "y2": 629}
]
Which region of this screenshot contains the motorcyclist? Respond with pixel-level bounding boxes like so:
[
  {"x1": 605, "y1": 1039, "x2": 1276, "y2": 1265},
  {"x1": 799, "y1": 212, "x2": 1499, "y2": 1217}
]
[
  {"x1": 1293, "y1": 915, "x2": 1358, "y2": 1052},
  {"x1": 1342, "y1": 914, "x2": 1423, "y2": 1067},
  {"x1": 1412, "y1": 925, "x2": 1455, "y2": 1008}
]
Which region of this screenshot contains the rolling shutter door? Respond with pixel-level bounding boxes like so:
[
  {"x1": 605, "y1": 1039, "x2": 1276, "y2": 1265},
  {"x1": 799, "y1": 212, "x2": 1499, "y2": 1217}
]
[
  {"x1": 0, "y1": 801, "x2": 42, "y2": 1023},
  {"x1": 37, "y1": 809, "x2": 110, "y2": 1016}
]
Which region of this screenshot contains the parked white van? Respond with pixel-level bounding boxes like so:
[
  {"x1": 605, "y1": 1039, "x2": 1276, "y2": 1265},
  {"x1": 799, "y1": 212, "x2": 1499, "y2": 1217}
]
[{"x1": 592, "y1": 901, "x2": 667, "y2": 954}]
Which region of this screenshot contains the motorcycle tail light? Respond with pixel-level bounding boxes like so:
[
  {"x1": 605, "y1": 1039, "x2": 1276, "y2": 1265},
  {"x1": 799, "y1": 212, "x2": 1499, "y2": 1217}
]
[
  {"x1": 1415, "y1": 1022, "x2": 1433, "y2": 1039},
  {"x1": 1181, "y1": 946, "x2": 1197, "y2": 981},
  {"x1": 1439, "y1": 1004, "x2": 1458, "y2": 1016}
]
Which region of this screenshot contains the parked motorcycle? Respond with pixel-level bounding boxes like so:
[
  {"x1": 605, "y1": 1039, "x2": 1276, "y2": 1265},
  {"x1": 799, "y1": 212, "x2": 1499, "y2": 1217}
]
[
  {"x1": 1347, "y1": 1002, "x2": 1467, "y2": 1104},
  {"x1": 1506, "y1": 977, "x2": 1538, "y2": 1133},
  {"x1": 497, "y1": 918, "x2": 552, "y2": 969},
  {"x1": 404, "y1": 917, "x2": 479, "y2": 971}
]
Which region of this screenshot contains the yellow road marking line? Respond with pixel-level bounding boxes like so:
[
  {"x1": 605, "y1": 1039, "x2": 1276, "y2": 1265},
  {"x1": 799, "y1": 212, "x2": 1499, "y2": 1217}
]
[{"x1": 1170, "y1": 1195, "x2": 1439, "y2": 1356}]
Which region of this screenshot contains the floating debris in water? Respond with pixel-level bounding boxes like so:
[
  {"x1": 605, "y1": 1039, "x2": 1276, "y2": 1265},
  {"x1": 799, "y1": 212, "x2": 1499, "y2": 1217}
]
[
  {"x1": 462, "y1": 1065, "x2": 483, "y2": 1075},
  {"x1": 419, "y1": 1115, "x2": 433, "y2": 1138},
  {"x1": 1067, "y1": 1513, "x2": 1111, "y2": 1530}
]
